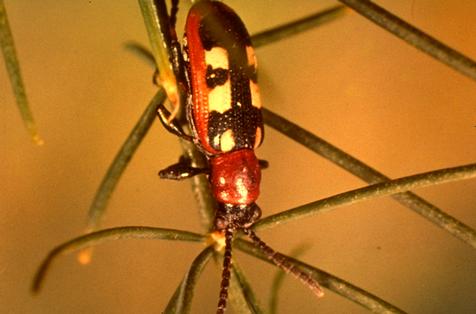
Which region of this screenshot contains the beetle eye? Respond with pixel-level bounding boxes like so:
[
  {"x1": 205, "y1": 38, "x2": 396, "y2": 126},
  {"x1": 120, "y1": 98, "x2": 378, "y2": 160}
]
[{"x1": 206, "y1": 65, "x2": 229, "y2": 88}]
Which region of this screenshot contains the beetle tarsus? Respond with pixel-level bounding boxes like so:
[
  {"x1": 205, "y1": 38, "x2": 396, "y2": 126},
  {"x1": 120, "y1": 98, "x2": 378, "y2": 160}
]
[{"x1": 157, "y1": 104, "x2": 193, "y2": 141}]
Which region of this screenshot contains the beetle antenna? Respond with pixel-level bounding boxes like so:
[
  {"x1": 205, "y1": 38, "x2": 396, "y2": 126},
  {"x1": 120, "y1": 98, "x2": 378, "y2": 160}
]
[
  {"x1": 244, "y1": 228, "x2": 324, "y2": 298},
  {"x1": 217, "y1": 228, "x2": 234, "y2": 314},
  {"x1": 170, "y1": 0, "x2": 179, "y2": 29}
]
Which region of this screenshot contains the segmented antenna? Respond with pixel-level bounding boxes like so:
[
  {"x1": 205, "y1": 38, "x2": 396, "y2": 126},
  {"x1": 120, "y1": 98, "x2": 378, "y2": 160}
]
[
  {"x1": 170, "y1": 0, "x2": 179, "y2": 28},
  {"x1": 217, "y1": 228, "x2": 234, "y2": 314},
  {"x1": 244, "y1": 228, "x2": 324, "y2": 298}
]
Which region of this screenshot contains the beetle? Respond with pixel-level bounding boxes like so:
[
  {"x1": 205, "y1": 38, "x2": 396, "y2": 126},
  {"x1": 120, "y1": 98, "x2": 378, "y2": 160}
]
[{"x1": 155, "y1": 1, "x2": 323, "y2": 312}]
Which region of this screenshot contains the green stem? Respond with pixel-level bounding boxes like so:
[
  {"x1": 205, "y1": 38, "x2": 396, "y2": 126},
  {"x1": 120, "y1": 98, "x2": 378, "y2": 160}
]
[
  {"x1": 86, "y1": 88, "x2": 166, "y2": 232},
  {"x1": 269, "y1": 244, "x2": 311, "y2": 314},
  {"x1": 172, "y1": 246, "x2": 214, "y2": 314},
  {"x1": 263, "y1": 108, "x2": 476, "y2": 248},
  {"x1": 236, "y1": 239, "x2": 407, "y2": 314},
  {"x1": 0, "y1": 0, "x2": 42, "y2": 144},
  {"x1": 229, "y1": 264, "x2": 263, "y2": 314},
  {"x1": 251, "y1": 5, "x2": 347, "y2": 48},
  {"x1": 338, "y1": 0, "x2": 476, "y2": 81},
  {"x1": 255, "y1": 163, "x2": 476, "y2": 237},
  {"x1": 32, "y1": 226, "x2": 204, "y2": 294}
]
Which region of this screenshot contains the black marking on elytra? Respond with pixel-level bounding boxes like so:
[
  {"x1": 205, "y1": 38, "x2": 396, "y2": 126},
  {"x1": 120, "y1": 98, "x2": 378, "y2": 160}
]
[
  {"x1": 206, "y1": 65, "x2": 229, "y2": 88},
  {"x1": 207, "y1": 104, "x2": 263, "y2": 151},
  {"x1": 194, "y1": 2, "x2": 262, "y2": 152},
  {"x1": 197, "y1": 2, "x2": 251, "y2": 53}
]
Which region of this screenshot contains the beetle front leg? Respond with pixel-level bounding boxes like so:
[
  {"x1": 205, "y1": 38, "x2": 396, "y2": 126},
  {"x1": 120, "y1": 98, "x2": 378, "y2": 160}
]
[
  {"x1": 157, "y1": 103, "x2": 194, "y2": 142},
  {"x1": 159, "y1": 155, "x2": 209, "y2": 180}
]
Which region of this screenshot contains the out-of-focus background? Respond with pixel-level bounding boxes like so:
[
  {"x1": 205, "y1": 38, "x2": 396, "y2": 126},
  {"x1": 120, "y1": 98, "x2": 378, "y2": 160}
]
[{"x1": 2, "y1": 1, "x2": 475, "y2": 313}]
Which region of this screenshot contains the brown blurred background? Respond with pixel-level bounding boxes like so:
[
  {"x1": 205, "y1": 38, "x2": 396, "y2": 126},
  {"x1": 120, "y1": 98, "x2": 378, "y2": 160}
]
[{"x1": 1, "y1": 0, "x2": 475, "y2": 313}]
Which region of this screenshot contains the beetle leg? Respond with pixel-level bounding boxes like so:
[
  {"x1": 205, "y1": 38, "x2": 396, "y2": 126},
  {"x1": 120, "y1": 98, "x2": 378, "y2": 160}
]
[
  {"x1": 159, "y1": 155, "x2": 209, "y2": 180},
  {"x1": 258, "y1": 159, "x2": 269, "y2": 169},
  {"x1": 157, "y1": 104, "x2": 194, "y2": 141},
  {"x1": 152, "y1": 68, "x2": 159, "y2": 86}
]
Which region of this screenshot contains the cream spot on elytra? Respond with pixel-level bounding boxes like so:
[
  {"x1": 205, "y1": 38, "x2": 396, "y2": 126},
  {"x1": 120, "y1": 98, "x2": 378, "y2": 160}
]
[
  {"x1": 250, "y1": 81, "x2": 261, "y2": 108},
  {"x1": 205, "y1": 47, "x2": 229, "y2": 69},
  {"x1": 220, "y1": 129, "x2": 235, "y2": 152},
  {"x1": 208, "y1": 80, "x2": 232, "y2": 113}
]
